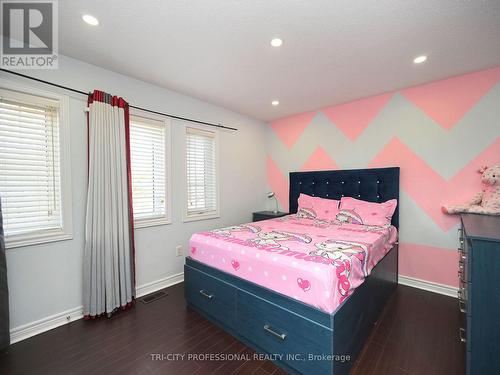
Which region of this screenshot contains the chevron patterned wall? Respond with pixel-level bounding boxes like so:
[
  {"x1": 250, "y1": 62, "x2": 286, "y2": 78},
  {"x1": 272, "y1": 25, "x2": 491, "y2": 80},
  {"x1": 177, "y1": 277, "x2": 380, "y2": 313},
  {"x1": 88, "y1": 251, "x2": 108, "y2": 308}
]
[{"x1": 266, "y1": 66, "x2": 500, "y2": 288}]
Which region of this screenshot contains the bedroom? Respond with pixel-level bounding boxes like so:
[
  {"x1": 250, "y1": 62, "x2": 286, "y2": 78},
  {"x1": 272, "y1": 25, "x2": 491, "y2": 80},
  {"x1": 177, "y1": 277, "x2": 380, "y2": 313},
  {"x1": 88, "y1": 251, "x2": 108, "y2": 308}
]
[{"x1": 0, "y1": 1, "x2": 499, "y2": 374}]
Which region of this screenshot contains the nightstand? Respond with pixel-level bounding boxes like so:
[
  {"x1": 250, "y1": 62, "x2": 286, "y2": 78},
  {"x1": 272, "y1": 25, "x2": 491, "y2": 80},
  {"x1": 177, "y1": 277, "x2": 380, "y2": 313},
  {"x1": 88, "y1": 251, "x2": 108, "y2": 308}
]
[{"x1": 252, "y1": 211, "x2": 288, "y2": 222}]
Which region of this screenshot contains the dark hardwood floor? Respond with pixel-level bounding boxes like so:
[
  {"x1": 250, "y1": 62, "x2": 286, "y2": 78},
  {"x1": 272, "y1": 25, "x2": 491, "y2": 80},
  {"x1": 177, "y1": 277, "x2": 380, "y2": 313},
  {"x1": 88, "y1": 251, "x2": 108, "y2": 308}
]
[{"x1": 0, "y1": 283, "x2": 464, "y2": 375}]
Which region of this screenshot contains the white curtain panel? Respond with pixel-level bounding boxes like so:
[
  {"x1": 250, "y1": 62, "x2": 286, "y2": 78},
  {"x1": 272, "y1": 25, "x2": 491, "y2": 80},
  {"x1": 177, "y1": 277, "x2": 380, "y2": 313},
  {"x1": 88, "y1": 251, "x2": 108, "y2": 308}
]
[{"x1": 83, "y1": 93, "x2": 134, "y2": 317}]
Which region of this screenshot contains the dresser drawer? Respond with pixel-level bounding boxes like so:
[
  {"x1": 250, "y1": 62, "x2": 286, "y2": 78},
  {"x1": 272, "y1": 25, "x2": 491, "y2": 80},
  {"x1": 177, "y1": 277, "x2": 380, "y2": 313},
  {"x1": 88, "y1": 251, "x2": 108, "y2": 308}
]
[
  {"x1": 458, "y1": 226, "x2": 471, "y2": 317},
  {"x1": 184, "y1": 265, "x2": 236, "y2": 328},
  {"x1": 237, "y1": 290, "x2": 332, "y2": 375}
]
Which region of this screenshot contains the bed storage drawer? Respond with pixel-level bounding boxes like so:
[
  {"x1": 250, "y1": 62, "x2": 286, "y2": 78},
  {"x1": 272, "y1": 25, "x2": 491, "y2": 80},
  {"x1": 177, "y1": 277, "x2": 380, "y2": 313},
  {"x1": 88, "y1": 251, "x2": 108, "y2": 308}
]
[
  {"x1": 236, "y1": 290, "x2": 332, "y2": 375},
  {"x1": 184, "y1": 265, "x2": 236, "y2": 329}
]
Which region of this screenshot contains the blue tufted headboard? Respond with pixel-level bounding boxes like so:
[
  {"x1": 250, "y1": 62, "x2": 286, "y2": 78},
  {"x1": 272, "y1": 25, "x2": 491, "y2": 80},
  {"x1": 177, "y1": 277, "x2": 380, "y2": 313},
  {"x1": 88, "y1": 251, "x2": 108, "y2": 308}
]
[{"x1": 289, "y1": 167, "x2": 400, "y2": 229}]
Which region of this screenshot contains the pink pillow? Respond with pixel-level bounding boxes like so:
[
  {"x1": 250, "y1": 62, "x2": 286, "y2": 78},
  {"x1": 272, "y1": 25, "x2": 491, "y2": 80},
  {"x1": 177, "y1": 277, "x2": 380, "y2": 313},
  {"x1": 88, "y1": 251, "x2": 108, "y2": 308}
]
[
  {"x1": 297, "y1": 193, "x2": 340, "y2": 221},
  {"x1": 338, "y1": 197, "x2": 397, "y2": 226}
]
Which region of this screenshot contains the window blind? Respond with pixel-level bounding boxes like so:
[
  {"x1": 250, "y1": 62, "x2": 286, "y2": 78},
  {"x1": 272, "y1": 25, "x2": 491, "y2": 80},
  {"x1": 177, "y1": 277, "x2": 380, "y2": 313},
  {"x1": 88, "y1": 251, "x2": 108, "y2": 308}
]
[
  {"x1": 130, "y1": 116, "x2": 166, "y2": 221},
  {"x1": 0, "y1": 93, "x2": 62, "y2": 237},
  {"x1": 186, "y1": 127, "x2": 217, "y2": 216}
]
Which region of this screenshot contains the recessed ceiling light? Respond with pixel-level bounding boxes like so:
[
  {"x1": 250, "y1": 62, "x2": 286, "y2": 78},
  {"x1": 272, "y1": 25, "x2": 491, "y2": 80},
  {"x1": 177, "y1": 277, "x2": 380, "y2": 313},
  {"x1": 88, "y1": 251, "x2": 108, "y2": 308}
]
[
  {"x1": 82, "y1": 14, "x2": 99, "y2": 26},
  {"x1": 270, "y1": 38, "x2": 283, "y2": 47},
  {"x1": 413, "y1": 55, "x2": 427, "y2": 64},
  {"x1": 271, "y1": 100, "x2": 279, "y2": 106}
]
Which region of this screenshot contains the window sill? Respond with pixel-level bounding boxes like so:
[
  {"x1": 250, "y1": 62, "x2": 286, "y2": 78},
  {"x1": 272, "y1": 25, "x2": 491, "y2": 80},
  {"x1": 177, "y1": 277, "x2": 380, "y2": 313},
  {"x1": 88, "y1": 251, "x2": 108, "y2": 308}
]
[
  {"x1": 6, "y1": 230, "x2": 73, "y2": 250},
  {"x1": 134, "y1": 217, "x2": 172, "y2": 229},
  {"x1": 182, "y1": 212, "x2": 220, "y2": 223}
]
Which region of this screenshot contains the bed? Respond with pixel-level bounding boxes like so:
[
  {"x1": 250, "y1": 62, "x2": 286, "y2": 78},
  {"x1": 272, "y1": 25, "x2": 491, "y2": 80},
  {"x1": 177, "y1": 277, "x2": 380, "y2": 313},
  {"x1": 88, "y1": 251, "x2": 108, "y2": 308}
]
[{"x1": 184, "y1": 167, "x2": 400, "y2": 375}]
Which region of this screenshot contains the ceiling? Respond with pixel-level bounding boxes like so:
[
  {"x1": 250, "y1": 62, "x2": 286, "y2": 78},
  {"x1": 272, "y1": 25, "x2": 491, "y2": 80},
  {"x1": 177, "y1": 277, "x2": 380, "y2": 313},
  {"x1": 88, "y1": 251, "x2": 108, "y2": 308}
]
[{"x1": 59, "y1": 0, "x2": 500, "y2": 121}]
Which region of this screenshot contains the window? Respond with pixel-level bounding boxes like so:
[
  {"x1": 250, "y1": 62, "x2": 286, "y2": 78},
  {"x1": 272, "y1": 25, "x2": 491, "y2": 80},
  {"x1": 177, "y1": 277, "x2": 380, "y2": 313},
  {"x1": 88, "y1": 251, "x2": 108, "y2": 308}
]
[
  {"x1": 0, "y1": 84, "x2": 72, "y2": 248},
  {"x1": 130, "y1": 114, "x2": 171, "y2": 227},
  {"x1": 184, "y1": 126, "x2": 219, "y2": 221}
]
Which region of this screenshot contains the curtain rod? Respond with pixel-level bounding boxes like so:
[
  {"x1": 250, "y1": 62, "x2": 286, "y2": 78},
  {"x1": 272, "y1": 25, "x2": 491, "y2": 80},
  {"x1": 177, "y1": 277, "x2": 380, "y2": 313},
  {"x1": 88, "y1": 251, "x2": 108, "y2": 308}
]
[{"x1": 0, "y1": 68, "x2": 238, "y2": 131}]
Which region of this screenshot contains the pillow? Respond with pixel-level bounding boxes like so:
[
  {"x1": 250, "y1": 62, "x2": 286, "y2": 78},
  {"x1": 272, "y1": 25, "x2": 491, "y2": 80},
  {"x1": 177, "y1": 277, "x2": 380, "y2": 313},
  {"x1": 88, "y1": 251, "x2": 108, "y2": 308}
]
[
  {"x1": 338, "y1": 197, "x2": 397, "y2": 226},
  {"x1": 297, "y1": 193, "x2": 340, "y2": 221}
]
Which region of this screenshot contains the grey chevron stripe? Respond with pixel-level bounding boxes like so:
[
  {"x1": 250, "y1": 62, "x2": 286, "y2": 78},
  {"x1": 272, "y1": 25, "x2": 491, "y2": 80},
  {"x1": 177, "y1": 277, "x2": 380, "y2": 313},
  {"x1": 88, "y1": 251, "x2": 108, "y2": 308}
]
[
  {"x1": 398, "y1": 191, "x2": 460, "y2": 250},
  {"x1": 267, "y1": 84, "x2": 500, "y2": 180}
]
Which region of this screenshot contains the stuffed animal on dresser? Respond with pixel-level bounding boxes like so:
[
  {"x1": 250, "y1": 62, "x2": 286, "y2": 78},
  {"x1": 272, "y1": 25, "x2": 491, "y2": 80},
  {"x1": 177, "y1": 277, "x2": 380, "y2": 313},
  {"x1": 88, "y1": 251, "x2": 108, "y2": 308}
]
[{"x1": 442, "y1": 165, "x2": 500, "y2": 216}]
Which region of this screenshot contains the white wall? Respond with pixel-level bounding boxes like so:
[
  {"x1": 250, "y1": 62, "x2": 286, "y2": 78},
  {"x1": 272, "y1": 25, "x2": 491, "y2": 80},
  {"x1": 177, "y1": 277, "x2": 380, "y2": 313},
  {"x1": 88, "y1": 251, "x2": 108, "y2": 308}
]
[{"x1": 1, "y1": 55, "x2": 269, "y2": 335}]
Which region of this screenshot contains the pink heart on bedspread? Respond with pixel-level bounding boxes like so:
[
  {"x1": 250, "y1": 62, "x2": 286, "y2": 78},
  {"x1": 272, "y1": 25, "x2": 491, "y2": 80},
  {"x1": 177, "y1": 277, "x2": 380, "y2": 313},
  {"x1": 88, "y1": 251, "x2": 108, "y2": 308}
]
[
  {"x1": 297, "y1": 278, "x2": 311, "y2": 292},
  {"x1": 231, "y1": 260, "x2": 240, "y2": 271},
  {"x1": 190, "y1": 247, "x2": 197, "y2": 254}
]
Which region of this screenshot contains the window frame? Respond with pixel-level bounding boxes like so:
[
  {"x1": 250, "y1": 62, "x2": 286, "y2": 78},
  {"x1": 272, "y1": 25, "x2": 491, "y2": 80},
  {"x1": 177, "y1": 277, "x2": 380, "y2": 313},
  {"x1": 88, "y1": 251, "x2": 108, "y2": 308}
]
[
  {"x1": 129, "y1": 109, "x2": 172, "y2": 229},
  {"x1": 0, "y1": 79, "x2": 73, "y2": 249},
  {"x1": 182, "y1": 123, "x2": 220, "y2": 223}
]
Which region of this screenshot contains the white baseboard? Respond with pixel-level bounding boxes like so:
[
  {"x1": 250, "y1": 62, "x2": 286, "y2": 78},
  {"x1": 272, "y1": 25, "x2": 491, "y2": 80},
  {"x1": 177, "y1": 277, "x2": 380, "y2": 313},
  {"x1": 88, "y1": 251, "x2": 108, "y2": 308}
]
[
  {"x1": 135, "y1": 272, "x2": 184, "y2": 298},
  {"x1": 398, "y1": 275, "x2": 458, "y2": 298},
  {"x1": 10, "y1": 305, "x2": 84, "y2": 344},
  {"x1": 10, "y1": 272, "x2": 185, "y2": 344}
]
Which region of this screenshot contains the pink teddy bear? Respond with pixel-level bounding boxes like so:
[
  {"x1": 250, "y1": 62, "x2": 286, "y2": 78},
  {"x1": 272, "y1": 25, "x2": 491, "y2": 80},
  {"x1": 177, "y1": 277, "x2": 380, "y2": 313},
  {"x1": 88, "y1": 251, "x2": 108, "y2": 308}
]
[{"x1": 442, "y1": 165, "x2": 500, "y2": 216}]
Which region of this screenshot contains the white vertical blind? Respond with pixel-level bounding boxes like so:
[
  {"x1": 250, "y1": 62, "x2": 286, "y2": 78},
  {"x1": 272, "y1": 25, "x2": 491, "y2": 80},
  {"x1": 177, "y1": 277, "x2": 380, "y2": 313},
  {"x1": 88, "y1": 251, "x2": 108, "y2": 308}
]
[
  {"x1": 130, "y1": 115, "x2": 166, "y2": 221},
  {"x1": 186, "y1": 127, "x2": 217, "y2": 216},
  {"x1": 0, "y1": 92, "x2": 62, "y2": 237}
]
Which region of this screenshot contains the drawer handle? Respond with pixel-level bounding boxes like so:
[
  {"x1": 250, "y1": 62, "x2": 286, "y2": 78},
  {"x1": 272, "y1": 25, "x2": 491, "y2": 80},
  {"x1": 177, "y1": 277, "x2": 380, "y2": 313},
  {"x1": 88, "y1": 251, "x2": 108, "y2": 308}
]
[
  {"x1": 459, "y1": 328, "x2": 466, "y2": 343},
  {"x1": 458, "y1": 299, "x2": 467, "y2": 313},
  {"x1": 459, "y1": 281, "x2": 466, "y2": 288},
  {"x1": 199, "y1": 290, "x2": 214, "y2": 299},
  {"x1": 458, "y1": 289, "x2": 467, "y2": 300},
  {"x1": 263, "y1": 324, "x2": 287, "y2": 341}
]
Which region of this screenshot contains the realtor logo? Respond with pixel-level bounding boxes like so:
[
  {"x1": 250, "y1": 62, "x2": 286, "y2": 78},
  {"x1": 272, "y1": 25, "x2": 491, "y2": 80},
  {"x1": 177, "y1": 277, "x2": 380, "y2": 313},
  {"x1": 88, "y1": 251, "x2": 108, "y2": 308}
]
[{"x1": 1, "y1": 0, "x2": 58, "y2": 69}]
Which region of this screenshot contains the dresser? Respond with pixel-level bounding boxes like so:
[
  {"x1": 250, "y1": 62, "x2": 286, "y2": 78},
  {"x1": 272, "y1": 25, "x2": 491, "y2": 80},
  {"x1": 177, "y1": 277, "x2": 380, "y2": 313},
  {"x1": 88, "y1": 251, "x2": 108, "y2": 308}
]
[{"x1": 459, "y1": 214, "x2": 500, "y2": 375}]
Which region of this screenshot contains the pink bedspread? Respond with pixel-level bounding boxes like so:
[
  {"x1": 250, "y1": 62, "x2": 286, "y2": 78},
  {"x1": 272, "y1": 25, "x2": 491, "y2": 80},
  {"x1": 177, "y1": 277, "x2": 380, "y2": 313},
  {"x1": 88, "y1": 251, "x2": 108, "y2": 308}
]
[{"x1": 188, "y1": 215, "x2": 397, "y2": 314}]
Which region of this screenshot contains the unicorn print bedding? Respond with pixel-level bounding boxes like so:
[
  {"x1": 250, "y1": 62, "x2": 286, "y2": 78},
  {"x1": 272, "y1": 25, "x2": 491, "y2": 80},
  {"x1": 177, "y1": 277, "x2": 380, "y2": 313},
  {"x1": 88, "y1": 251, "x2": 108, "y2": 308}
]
[{"x1": 188, "y1": 215, "x2": 397, "y2": 314}]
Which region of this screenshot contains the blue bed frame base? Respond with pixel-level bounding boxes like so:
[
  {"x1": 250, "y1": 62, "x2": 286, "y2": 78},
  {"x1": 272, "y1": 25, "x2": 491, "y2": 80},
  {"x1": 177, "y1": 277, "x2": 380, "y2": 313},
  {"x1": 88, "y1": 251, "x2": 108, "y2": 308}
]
[{"x1": 184, "y1": 167, "x2": 400, "y2": 375}]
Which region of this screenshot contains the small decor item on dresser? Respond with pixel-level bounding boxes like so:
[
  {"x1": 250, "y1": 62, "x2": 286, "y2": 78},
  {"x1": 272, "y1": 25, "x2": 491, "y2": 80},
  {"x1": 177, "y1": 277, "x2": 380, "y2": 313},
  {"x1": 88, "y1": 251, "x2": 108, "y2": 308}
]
[
  {"x1": 252, "y1": 211, "x2": 288, "y2": 222},
  {"x1": 442, "y1": 165, "x2": 500, "y2": 216}
]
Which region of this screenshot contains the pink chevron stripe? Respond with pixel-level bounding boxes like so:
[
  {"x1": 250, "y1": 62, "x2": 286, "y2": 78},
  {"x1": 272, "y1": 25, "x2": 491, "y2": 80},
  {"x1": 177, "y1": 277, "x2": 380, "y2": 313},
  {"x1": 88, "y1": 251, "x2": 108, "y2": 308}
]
[
  {"x1": 322, "y1": 93, "x2": 392, "y2": 140},
  {"x1": 370, "y1": 137, "x2": 500, "y2": 231},
  {"x1": 401, "y1": 66, "x2": 500, "y2": 130},
  {"x1": 269, "y1": 111, "x2": 316, "y2": 149},
  {"x1": 300, "y1": 147, "x2": 338, "y2": 171},
  {"x1": 267, "y1": 155, "x2": 289, "y2": 212},
  {"x1": 399, "y1": 242, "x2": 459, "y2": 288}
]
